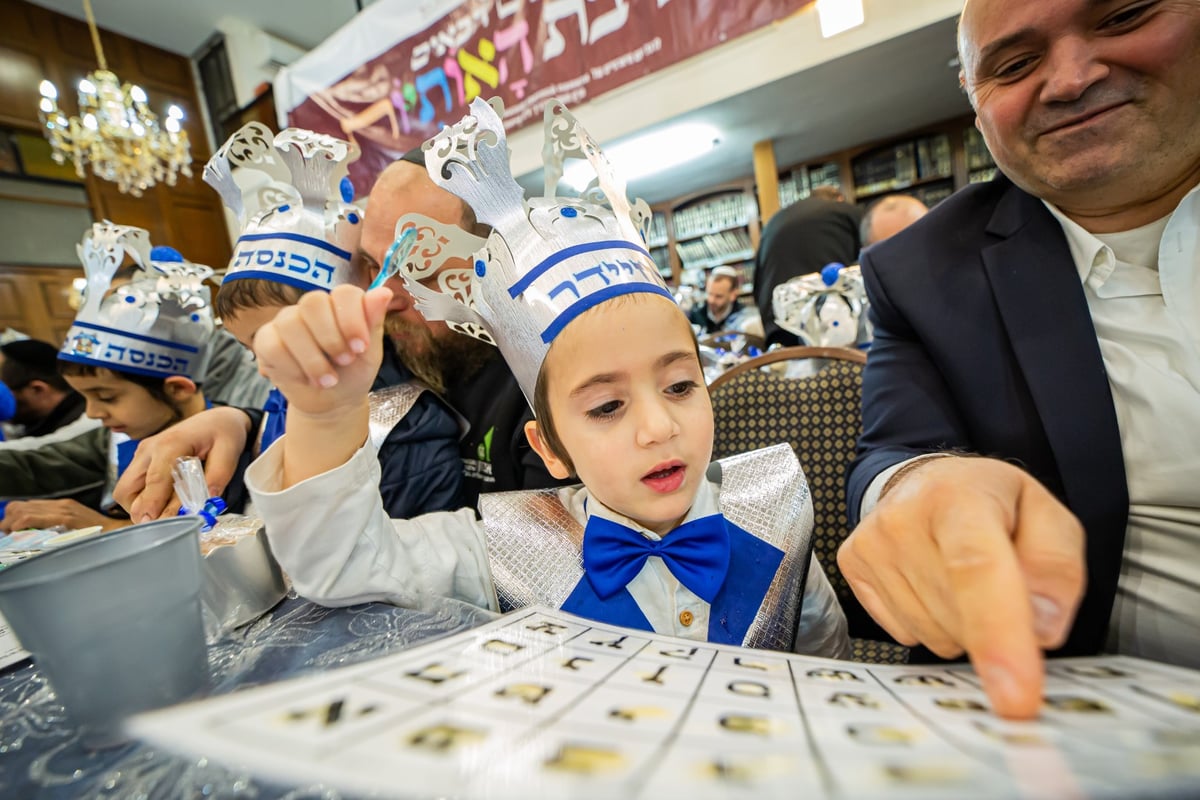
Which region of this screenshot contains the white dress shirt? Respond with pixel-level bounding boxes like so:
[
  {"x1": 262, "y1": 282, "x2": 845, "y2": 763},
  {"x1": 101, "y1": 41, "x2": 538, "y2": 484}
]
[
  {"x1": 247, "y1": 439, "x2": 849, "y2": 658},
  {"x1": 1044, "y1": 187, "x2": 1200, "y2": 667},
  {"x1": 861, "y1": 186, "x2": 1200, "y2": 666}
]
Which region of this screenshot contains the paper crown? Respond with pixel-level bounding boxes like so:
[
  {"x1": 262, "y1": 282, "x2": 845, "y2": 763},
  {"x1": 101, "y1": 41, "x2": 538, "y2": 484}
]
[
  {"x1": 59, "y1": 222, "x2": 216, "y2": 381},
  {"x1": 204, "y1": 122, "x2": 364, "y2": 293},
  {"x1": 399, "y1": 97, "x2": 671, "y2": 402},
  {"x1": 772, "y1": 263, "x2": 869, "y2": 348}
]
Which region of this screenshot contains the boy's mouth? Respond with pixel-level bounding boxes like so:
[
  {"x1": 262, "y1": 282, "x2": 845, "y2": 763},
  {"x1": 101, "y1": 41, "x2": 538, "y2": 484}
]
[{"x1": 641, "y1": 461, "x2": 686, "y2": 493}]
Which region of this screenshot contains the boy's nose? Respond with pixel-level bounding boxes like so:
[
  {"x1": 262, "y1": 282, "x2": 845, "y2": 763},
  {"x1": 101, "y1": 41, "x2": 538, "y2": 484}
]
[{"x1": 635, "y1": 398, "x2": 680, "y2": 447}]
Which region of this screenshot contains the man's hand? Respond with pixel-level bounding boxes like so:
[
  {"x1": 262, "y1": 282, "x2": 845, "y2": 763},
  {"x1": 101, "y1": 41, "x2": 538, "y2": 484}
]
[
  {"x1": 838, "y1": 456, "x2": 1086, "y2": 719},
  {"x1": 115, "y1": 405, "x2": 254, "y2": 523},
  {"x1": 0, "y1": 499, "x2": 126, "y2": 533},
  {"x1": 252, "y1": 285, "x2": 390, "y2": 418}
]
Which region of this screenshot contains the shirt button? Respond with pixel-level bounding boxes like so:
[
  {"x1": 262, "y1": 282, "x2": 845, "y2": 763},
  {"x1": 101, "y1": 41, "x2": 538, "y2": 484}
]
[{"x1": 679, "y1": 610, "x2": 694, "y2": 627}]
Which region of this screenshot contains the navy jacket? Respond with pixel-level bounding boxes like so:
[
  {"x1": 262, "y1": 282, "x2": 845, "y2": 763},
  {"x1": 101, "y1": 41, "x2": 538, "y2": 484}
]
[
  {"x1": 373, "y1": 339, "x2": 464, "y2": 517},
  {"x1": 847, "y1": 175, "x2": 1128, "y2": 658}
]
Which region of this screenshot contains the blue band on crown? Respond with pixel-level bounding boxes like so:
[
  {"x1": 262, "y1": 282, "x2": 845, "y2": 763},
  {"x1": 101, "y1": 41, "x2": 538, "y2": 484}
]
[{"x1": 508, "y1": 240, "x2": 653, "y2": 299}]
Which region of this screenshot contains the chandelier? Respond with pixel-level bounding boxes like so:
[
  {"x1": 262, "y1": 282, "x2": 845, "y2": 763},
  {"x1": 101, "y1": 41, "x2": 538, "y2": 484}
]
[{"x1": 36, "y1": 0, "x2": 191, "y2": 197}]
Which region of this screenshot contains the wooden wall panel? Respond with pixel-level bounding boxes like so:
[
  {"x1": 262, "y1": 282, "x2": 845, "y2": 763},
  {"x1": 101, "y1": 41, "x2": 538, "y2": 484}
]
[
  {"x1": 0, "y1": 266, "x2": 80, "y2": 345},
  {"x1": 0, "y1": 45, "x2": 48, "y2": 129},
  {"x1": 0, "y1": 0, "x2": 231, "y2": 273}
]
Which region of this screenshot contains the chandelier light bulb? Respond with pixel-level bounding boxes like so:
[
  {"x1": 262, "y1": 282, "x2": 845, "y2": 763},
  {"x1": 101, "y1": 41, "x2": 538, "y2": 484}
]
[
  {"x1": 79, "y1": 78, "x2": 96, "y2": 95},
  {"x1": 130, "y1": 85, "x2": 147, "y2": 103},
  {"x1": 39, "y1": 80, "x2": 58, "y2": 99},
  {"x1": 164, "y1": 116, "x2": 180, "y2": 133},
  {"x1": 167, "y1": 105, "x2": 184, "y2": 120},
  {"x1": 131, "y1": 121, "x2": 145, "y2": 136},
  {"x1": 39, "y1": 97, "x2": 54, "y2": 113},
  {"x1": 83, "y1": 113, "x2": 98, "y2": 131}
]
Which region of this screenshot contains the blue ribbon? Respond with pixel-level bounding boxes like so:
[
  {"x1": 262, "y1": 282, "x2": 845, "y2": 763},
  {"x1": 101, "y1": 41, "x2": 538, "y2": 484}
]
[
  {"x1": 260, "y1": 388, "x2": 288, "y2": 451},
  {"x1": 582, "y1": 513, "x2": 732, "y2": 603}
]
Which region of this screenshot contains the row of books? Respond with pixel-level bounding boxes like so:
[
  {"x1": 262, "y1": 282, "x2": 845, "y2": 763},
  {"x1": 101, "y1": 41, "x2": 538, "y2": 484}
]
[
  {"x1": 672, "y1": 194, "x2": 755, "y2": 240},
  {"x1": 677, "y1": 229, "x2": 754, "y2": 270}
]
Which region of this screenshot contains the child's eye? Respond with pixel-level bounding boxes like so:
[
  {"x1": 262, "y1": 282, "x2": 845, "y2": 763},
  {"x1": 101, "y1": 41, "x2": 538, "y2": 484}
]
[
  {"x1": 586, "y1": 400, "x2": 622, "y2": 420},
  {"x1": 96, "y1": 395, "x2": 116, "y2": 403},
  {"x1": 665, "y1": 380, "x2": 698, "y2": 398}
]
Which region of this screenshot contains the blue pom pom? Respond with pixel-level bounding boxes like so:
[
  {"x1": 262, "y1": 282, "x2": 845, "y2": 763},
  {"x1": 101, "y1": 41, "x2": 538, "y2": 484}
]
[
  {"x1": 150, "y1": 246, "x2": 184, "y2": 263},
  {"x1": 124, "y1": 295, "x2": 136, "y2": 303},
  {"x1": 560, "y1": 206, "x2": 578, "y2": 218},
  {"x1": 340, "y1": 176, "x2": 354, "y2": 203},
  {"x1": 820, "y1": 262, "x2": 845, "y2": 286},
  {"x1": 347, "y1": 212, "x2": 360, "y2": 224},
  {"x1": 475, "y1": 259, "x2": 487, "y2": 278},
  {"x1": 0, "y1": 381, "x2": 17, "y2": 422}
]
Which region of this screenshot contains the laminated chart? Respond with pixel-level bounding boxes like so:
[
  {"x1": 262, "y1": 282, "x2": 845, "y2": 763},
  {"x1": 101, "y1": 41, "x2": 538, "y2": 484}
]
[{"x1": 132, "y1": 606, "x2": 1200, "y2": 799}]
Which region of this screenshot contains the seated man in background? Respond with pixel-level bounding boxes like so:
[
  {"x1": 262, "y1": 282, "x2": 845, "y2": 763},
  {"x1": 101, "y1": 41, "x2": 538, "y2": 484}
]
[
  {"x1": 117, "y1": 147, "x2": 567, "y2": 522},
  {"x1": 753, "y1": 185, "x2": 863, "y2": 347},
  {"x1": 688, "y1": 266, "x2": 756, "y2": 335},
  {"x1": 0, "y1": 225, "x2": 242, "y2": 532},
  {"x1": 840, "y1": 0, "x2": 1200, "y2": 720},
  {"x1": 0, "y1": 338, "x2": 93, "y2": 448},
  {"x1": 859, "y1": 194, "x2": 928, "y2": 248}
]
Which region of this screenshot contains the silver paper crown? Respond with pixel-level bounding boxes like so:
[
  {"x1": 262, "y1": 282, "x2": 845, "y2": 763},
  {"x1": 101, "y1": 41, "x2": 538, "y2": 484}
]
[
  {"x1": 772, "y1": 263, "x2": 869, "y2": 348},
  {"x1": 205, "y1": 122, "x2": 364, "y2": 293},
  {"x1": 403, "y1": 97, "x2": 670, "y2": 402},
  {"x1": 59, "y1": 222, "x2": 216, "y2": 381}
]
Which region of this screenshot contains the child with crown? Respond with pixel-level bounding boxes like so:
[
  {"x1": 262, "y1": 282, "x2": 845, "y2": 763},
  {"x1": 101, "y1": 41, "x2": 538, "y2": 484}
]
[
  {"x1": 243, "y1": 99, "x2": 848, "y2": 655},
  {"x1": 1, "y1": 223, "x2": 231, "y2": 533},
  {"x1": 200, "y1": 121, "x2": 463, "y2": 520}
]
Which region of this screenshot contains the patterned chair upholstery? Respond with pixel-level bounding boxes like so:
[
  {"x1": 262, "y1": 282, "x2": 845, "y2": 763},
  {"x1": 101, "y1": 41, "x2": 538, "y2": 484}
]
[{"x1": 710, "y1": 346, "x2": 909, "y2": 665}]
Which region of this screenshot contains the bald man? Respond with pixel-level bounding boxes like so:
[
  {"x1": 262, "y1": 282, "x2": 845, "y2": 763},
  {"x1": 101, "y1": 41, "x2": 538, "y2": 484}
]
[
  {"x1": 841, "y1": 0, "x2": 1200, "y2": 719},
  {"x1": 859, "y1": 194, "x2": 928, "y2": 247}
]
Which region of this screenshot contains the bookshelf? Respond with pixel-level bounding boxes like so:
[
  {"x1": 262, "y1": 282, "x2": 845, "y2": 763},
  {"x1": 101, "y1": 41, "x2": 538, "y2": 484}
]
[
  {"x1": 651, "y1": 181, "x2": 760, "y2": 292},
  {"x1": 775, "y1": 116, "x2": 996, "y2": 213},
  {"x1": 651, "y1": 116, "x2": 999, "y2": 293}
]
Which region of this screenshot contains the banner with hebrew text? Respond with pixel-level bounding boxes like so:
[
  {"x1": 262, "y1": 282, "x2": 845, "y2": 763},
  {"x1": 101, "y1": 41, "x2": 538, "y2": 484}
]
[{"x1": 282, "y1": 0, "x2": 816, "y2": 196}]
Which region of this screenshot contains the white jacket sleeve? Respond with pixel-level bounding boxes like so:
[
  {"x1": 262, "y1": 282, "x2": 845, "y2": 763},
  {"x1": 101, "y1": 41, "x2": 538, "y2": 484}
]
[
  {"x1": 246, "y1": 438, "x2": 498, "y2": 613},
  {"x1": 793, "y1": 555, "x2": 851, "y2": 659}
]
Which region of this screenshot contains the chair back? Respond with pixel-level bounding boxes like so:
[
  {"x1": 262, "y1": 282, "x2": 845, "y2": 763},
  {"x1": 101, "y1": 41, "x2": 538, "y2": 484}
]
[{"x1": 709, "y1": 346, "x2": 893, "y2": 646}]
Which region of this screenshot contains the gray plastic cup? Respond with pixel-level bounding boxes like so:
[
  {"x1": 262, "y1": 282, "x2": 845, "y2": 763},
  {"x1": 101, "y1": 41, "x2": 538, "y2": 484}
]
[{"x1": 0, "y1": 517, "x2": 210, "y2": 748}]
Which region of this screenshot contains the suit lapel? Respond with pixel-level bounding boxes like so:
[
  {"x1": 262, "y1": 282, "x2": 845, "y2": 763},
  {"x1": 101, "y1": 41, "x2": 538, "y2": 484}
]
[{"x1": 980, "y1": 184, "x2": 1128, "y2": 649}]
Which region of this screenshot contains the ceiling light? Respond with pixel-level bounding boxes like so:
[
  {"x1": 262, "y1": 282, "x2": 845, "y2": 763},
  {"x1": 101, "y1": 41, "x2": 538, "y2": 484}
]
[
  {"x1": 35, "y1": 0, "x2": 192, "y2": 196},
  {"x1": 562, "y1": 122, "x2": 721, "y2": 191},
  {"x1": 816, "y1": 0, "x2": 865, "y2": 39}
]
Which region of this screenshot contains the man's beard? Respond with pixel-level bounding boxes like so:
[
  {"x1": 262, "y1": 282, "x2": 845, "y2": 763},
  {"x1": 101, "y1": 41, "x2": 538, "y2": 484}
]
[{"x1": 384, "y1": 313, "x2": 495, "y2": 396}]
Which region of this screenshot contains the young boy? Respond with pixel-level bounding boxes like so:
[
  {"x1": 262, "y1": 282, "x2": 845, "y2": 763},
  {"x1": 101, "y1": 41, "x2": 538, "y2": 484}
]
[
  {"x1": 0, "y1": 223, "x2": 230, "y2": 533},
  {"x1": 202, "y1": 122, "x2": 462, "y2": 518},
  {"x1": 245, "y1": 99, "x2": 848, "y2": 655}
]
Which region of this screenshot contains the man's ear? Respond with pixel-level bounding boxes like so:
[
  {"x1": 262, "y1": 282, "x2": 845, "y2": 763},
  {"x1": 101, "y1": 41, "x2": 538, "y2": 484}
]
[
  {"x1": 163, "y1": 375, "x2": 199, "y2": 403},
  {"x1": 524, "y1": 419, "x2": 572, "y2": 480}
]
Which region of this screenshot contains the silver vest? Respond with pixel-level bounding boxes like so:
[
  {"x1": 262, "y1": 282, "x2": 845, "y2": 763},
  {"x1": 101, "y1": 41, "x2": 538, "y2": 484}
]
[
  {"x1": 479, "y1": 443, "x2": 814, "y2": 651},
  {"x1": 367, "y1": 383, "x2": 426, "y2": 449}
]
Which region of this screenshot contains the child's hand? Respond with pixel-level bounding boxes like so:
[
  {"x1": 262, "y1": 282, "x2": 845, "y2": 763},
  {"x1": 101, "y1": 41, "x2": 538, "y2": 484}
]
[{"x1": 253, "y1": 285, "x2": 392, "y2": 418}]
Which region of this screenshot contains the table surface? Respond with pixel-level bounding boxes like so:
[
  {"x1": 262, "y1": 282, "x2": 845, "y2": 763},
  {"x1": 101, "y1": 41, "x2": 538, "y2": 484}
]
[{"x1": 0, "y1": 593, "x2": 492, "y2": 799}]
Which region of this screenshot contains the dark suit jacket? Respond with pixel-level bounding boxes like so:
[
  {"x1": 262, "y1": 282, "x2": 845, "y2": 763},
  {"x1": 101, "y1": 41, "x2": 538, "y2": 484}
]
[{"x1": 847, "y1": 174, "x2": 1128, "y2": 657}]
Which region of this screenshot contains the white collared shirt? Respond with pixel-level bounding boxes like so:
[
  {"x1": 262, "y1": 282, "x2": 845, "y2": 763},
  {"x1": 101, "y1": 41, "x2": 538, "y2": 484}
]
[
  {"x1": 247, "y1": 440, "x2": 849, "y2": 657},
  {"x1": 1043, "y1": 187, "x2": 1200, "y2": 667}
]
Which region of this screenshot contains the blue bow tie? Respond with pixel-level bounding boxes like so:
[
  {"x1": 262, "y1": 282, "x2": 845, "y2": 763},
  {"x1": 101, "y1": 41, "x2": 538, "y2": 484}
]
[
  {"x1": 582, "y1": 513, "x2": 732, "y2": 603},
  {"x1": 260, "y1": 388, "x2": 288, "y2": 451}
]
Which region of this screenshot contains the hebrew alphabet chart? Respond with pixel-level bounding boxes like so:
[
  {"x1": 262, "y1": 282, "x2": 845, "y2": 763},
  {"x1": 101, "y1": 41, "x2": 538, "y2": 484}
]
[{"x1": 131, "y1": 606, "x2": 1200, "y2": 799}]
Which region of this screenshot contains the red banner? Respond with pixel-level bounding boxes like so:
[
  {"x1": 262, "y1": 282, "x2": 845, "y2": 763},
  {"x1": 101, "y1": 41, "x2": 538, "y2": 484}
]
[{"x1": 288, "y1": 0, "x2": 815, "y2": 195}]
